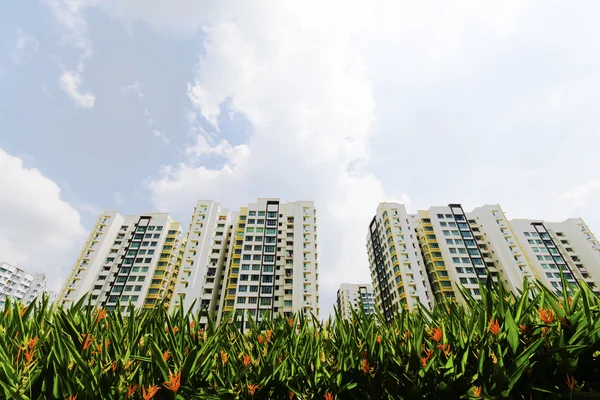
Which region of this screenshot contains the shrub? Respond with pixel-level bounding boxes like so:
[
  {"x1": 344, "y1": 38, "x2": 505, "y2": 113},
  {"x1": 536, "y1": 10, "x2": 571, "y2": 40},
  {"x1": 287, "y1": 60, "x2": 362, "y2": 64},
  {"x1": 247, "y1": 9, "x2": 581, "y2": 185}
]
[{"x1": 1, "y1": 279, "x2": 600, "y2": 399}]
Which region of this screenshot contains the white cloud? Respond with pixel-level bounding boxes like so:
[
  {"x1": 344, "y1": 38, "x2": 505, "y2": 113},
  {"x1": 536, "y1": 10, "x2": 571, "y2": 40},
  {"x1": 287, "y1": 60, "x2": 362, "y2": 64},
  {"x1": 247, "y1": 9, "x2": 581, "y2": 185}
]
[
  {"x1": 59, "y1": 69, "x2": 96, "y2": 108},
  {"x1": 45, "y1": 0, "x2": 96, "y2": 107},
  {"x1": 121, "y1": 80, "x2": 145, "y2": 98},
  {"x1": 59, "y1": 0, "x2": 600, "y2": 315},
  {"x1": 153, "y1": 129, "x2": 170, "y2": 145},
  {"x1": 113, "y1": 191, "x2": 125, "y2": 205},
  {"x1": 0, "y1": 148, "x2": 87, "y2": 292},
  {"x1": 11, "y1": 29, "x2": 40, "y2": 64}
]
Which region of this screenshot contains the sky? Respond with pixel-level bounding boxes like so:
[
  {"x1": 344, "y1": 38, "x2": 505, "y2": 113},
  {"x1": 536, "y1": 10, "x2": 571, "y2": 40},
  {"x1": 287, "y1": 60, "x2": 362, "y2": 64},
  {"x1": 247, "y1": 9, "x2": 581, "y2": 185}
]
[{"x1": 2, "y1": 0, "x2": 600, "y2": 316}]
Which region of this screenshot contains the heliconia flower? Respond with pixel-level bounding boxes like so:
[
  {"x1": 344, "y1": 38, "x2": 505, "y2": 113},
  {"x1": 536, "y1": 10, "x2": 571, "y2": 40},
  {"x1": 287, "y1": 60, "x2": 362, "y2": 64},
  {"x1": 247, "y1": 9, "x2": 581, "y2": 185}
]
[
  {"x1": 189, "y1": 320, "x2": 195, "y2": 330},
  {"x1": 437, "y1": 343, "x2": 451, "y2": 358},
  {"x1": 376, "y1": 335, "x2": 382, "y2": 344},
  {"x1": 566, "y1": 375, "x2": 576, "y2": 392},
  {"x1": 324, "y1": 392, "x2": 335, "y2": 400},
  {"x1": 405, "y1": 330, "x2": 411, "y2": 339},
  {"x1": 19, "y1": 306, "x2": 28, "y2": 317},
  {"x1": 96, "y1": 309, "x2": 108, "y2": 324},
  {"x1": 488, "y1": 319, "x2": 500, "y2": 336},
  {"x1": 472, "y1": 386, "x2": 482, "y2": 398},
  {"x1": 289, "y1": 389, "x2": 295, "y2": 400},
  {"x1": 126, "y1": 384, "x2": 138, "y2": 398},
  {"x1": 82, "y1": 334, "x2": 94, "y2": 350},
  {"x1": 243, "y1": 354, "x2": 251, "y2": 367},
  {"x1": 288, "y1": 317, "x2": 294, "y2": 327},
  {"x1": 360, "y1": 358, "x2": 370, "y2": 374},
  {"x1": 172, "y1": 326, "x2": 179, "y2": 334},
  {"x1": 266, "y1": 329, "x2": 273, "y2": 341},
  {"x1": 248, "y1": 383, "x2": 259, "y2": 396},
  {"x1": 490, "y1": 351, "x2": 498, "y2": 365},
  {"x1": 314, "y1": 331, "x2": 319, "y2": 339},
  {"x1": 24, "y1": 348, "x2": 36, "y2": 364},
  {"x1": 430, "y1": 327, "x2": 442, "y2": 342},
  {"x1": 220, "y1": 350, "x2": 228, "y2": 365},
  {"x1": 163, "y1": 350, "x2": 171, "y2": 362},
  {"x1": 67, "y1": 395, "x2": 77, "y2": 400},
  {"x1": 111, "y1": 360, "x2": 117, "y2": 372},
  {"x1": 421, "y1": 348, "x2": 433, "y2": 368},
  {"x1": 539, "y1": 308, "x2": 554, "y2": 324},
  {"x1": 163, "y1": 371, "x2": 181, "y2": 393},
  {"x1": 258, "y1": 335, "x2": 265, "y2": 344},
  {"x1": 420, "y1": 356, "x2": 429, "y2": 368},
  {"x1": 142, "y1": 384, "x2": 160, "y2": 400},
  {"x1": 124, "y1": 360, "x2": 133, "y2": 370},
  {"x1": 568, "y1": 296, "x2": 573, "y2": 306},
  {"x1": 519, "y1": 324, "x2": 528, "y2": 334}
]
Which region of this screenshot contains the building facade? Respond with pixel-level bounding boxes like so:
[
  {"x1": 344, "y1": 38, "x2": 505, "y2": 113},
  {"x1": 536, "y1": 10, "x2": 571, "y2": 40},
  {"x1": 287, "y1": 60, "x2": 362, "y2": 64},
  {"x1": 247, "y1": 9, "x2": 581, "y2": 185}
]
[
  {"x1": 366, "y1": 203, "x2": 433, "y2": 322},
  {"x1": 336, "y1": 283, "x2": 375, "y2": 320},
  {"x1": 511, "y1": 218, "x2": 600, "y2": 296},
  {"x1": 368, "y1": 202, "x2": 600, "y2": 320},
  {"x1": 57, "y1": 212, "x2": 184, "y2": 311},
  {"x1": 416, "y1": 204, "x2": 534, "y2": 306},
  {"x1": 0, "y1": 262, "x2": 47, "y2": 307},
  {"x1": 171, "y1": 198, "x2": 320, "y2": 330}
]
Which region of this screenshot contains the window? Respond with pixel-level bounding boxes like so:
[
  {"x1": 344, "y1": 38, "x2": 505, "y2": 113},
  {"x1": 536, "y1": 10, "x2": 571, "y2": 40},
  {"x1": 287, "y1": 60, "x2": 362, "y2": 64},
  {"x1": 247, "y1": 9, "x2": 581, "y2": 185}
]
[
  {"x1": 445, "y1": 239, "x2": 453, "y2": 244},
  {"x1": 443, "y1": 230, "x2": 450, "y2": 236},
  {"x1": 260, "y1": 298, "x2": 272, "y2": 306},
  {"x1": 239, "y1": 286, "x2": 247, "y2": 292},
  {"x1": 240, "y1": 274, "x2": 249, "y2": 281},
  {"x1": 261, "y1": 286, "x2": 273, "y2": 294},
  {"x1": 462, "y1": 258, "x2": 470, "y2": 263},
  {"x1": 262, "y1": 276, "x2": 273, "y2": 283},
  {"x1": 237, "y1": 297, "x2": 246, "y2": 304},
  {"x1": 452, "y1": 257, "x2": 460, "y2": 263},
  {"x1": 250, "y1": 286, "x2": 259, "y2": 292},
  {"x1": 248, "y1": 297, "x2": 258, "y2": 304}
]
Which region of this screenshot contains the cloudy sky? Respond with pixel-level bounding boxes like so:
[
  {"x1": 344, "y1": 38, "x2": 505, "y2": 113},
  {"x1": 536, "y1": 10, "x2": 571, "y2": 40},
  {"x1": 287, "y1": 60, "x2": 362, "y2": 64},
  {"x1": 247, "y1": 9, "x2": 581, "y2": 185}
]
[{"x1": 2, "y1": 0, "x2": 600, "y2": 315}]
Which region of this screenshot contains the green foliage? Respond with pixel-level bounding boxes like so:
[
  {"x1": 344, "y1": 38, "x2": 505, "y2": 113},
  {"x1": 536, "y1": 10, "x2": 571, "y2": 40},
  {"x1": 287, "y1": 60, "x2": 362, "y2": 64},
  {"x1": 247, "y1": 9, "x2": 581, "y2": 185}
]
[{"x1": 2, "y1": 280, "x2": 600, "y2": 399}]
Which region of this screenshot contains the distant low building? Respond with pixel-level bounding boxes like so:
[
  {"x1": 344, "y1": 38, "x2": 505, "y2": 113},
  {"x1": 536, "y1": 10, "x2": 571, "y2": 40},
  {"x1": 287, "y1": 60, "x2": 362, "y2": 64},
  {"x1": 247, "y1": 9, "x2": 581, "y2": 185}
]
[
  {"x1": 0, "y1": 262, "x2": 48, "y2": 307},
  {"x1": 336, "y1": 283, "x2": 375, "y2": 320}
]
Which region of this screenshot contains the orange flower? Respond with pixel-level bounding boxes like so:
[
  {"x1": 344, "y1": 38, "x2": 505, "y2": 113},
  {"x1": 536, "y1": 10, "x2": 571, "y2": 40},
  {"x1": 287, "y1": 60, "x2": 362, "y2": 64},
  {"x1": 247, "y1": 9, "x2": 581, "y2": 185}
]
[
  {"x1": 266, "y1": 329, "x2": 273, "y2": 341},
  {"x1": 566, "y1": 375, "x2": 576, "y2": 392},
  {"x1": 111, "y1": 360, "x2": 117, "y2": 372},
  {"x1": 360, "y1": 358, "x2": 370, "y2": 374},
  {"x1": 568, "y1": 296, "x2": 573, "y2": 306},
  {"x1": 243, "y1": 354, "x2": 251, "y2": 367},
  {"x1": 96, "y1": 309, "x2": 108, "y2": 324},
  {"x1": 472, "y1": 386, "x2": 482, "y2": 398},
  {"x1": 437, "y1": 343, "x2": 451, "y2": 358},
  {"x1": 19, "y1": 306, "x2": 28, "y2": 317},
  {"x1": 289, "y1": 389, "x2": 295, "y2": 400},
  {"x1": 27, "y1": 337, "x2": 38, "y2": 349},
  {"x1": 82, "y1": 334, "x2": 94, "y2": 350},
  {"x1": 24, "y1": 348, "x2": 36, "y2": 364},
  {"x1": 248, "y1": 383, "x2": 259, "y2": 396},
  {"x1": 220, "y1": 350, "x2": 228, "y2": 365},
  {"x1": 258, "y1": 335, "x2": 265, "y2": 344},
  {"x1": 324, "y1": 392, "x2": 335, "y2": 400},
  {"x1": 163, "y1": 371, "x2": 181, "y2": 393},
  {"x1": 430, "y1": 327, "x2": 442, "y2": 342},
  {"x1": 539, "y1": 308, "x2": 554, "y2": 324},
  {"x1": 421, "y1": 348, "x2": 433, "y2": 367},
  {"x1": 172, "y1": 326, "x2": 179, "y2": 334},
  {"x1": 124, "y1": 360, "x2": 133, "y2": 370},
  {"x1": 488, "y1": 319, "x2": 500, "y2": 336},
  {"x1": 142, "y1": 384, "x2": 160, "y2": 400},
  {"x1": 519, "y1": 324, "x2": 528, "y2": 334},
  {"x1": 67, "y1": 395, "x2": 77, "y2": 400},
  {"x1": 163, "y1": 350, "x2": 171, "y2": 362},
  {"x1": 189, "y1": 320, "x2": 195, "y2": 330},
  {"x1": 376, "y1": 335, "x2": 382, "y2": 344},
  {"x1": 288, "y1": 317, "x2": 294, "y2": 327},
  {"x1": 126, "y1": 384, "x2": 138, "y2": 398},
  {"x1": 405, "y1": 330, "x2": 411, "y2": 339},
  {"x1": 314, "y1": 331, "x2": 319, "y2": 339}
]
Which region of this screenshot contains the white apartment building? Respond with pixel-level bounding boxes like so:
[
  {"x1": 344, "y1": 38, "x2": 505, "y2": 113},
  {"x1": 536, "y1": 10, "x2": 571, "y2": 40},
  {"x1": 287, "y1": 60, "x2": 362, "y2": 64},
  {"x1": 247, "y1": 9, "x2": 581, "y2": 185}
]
[
  {"x1": 171, "y1": 201, "x2": 236, "y2": 325},
  {"x1": 0, "y1": 262, "x2": 47, "y2": 307},
  {"x1": 223, "y1": 199, "x2": 320, "y2": 329},
  {"x1": 417, "y1": 204, "x2": 535, "y2": 306},
  {"x1": 511, "y1": 218, "x2": 600, "y2": 296},
  {"x1": 336, "y1": 283, "x2": 375, "y2": 320},
  {"x1": 367, "y1": 203, "x2": 433, "y2": 322},
  {"x1": 58, "y1": 212, "x2": 184, "y2": 311}
]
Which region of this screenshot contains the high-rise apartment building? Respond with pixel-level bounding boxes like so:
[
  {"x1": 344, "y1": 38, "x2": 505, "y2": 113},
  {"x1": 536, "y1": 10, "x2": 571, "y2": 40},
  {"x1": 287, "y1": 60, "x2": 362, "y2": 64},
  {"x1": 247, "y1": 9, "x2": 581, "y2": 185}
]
[
  {"x1": 171, "y1": 198, "x2": 320, "y2": 329},
  {"x1": 511, "y1": 218, "x2": 600, "y2": 296},
  {"x1": 366, "y1": 203, "x2": 433, "y2": 322},
  {"x1": 171, "y1": 201, "x2": 235, "y2": 325},
  {"x1": 57, "y1": 212, "x2": 184, "y2": 311},
  {"x1": 368, "y1": 202, "x2": 600, "y2": 319},
  {"x1": 336, "y1": 283, "x2": 375, "y2": 320},
  {"x1": 0, "y1": 262, "x2": 47, "y2": 307},
  {"x1": 416, "y1": 204, "x2": 534, "y2": 306}
]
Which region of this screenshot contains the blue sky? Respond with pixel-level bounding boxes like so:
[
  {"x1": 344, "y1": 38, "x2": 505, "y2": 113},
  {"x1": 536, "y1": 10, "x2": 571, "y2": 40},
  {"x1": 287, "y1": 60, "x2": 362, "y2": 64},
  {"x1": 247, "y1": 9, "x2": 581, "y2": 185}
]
[{"x1": 2, "y1": 0, "x2": 600, "y2": 315}]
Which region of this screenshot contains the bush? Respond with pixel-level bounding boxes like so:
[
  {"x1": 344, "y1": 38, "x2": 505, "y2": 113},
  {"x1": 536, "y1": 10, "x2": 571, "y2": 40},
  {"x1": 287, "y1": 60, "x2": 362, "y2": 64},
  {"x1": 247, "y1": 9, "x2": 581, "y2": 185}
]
[{"x1": 1, "y1": 279, "x2": 600, "y2": 399}]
